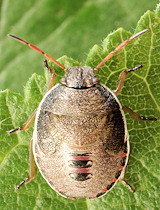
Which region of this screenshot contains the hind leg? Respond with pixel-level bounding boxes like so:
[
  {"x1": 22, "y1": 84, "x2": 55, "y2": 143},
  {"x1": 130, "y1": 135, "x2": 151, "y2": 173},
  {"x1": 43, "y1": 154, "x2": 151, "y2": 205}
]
[{"x1": 16, "y1": 138, "x2": 36, "y2": 189}]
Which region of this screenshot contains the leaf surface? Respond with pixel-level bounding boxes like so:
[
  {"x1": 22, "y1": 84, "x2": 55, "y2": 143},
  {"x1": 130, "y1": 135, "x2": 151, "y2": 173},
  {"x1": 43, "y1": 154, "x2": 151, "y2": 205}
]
[{"x1": 0, "y1": 3, "x2": 160, "y2": 210}]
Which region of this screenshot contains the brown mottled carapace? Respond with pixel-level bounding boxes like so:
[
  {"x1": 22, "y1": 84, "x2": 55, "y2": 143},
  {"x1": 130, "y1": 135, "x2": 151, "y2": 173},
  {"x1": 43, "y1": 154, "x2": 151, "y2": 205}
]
[{"x1": 33, "y1": 84, "x2": 129, "y2": 198}]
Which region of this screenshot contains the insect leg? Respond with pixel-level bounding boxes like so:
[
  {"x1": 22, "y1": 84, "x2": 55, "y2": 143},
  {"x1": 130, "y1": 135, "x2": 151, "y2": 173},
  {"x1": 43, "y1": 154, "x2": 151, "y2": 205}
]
[
  {"x1": 7, "y1": 60, "x2": 56, "y2": 135},
  {"x1": 113, "y1": 65, "x2": 143, "y2": 95},
  {"x1": 43, "y1": 59, "x2": 57, "y2": 91},
  {"x1": 7, "y1": 109, "x2": 36, "y2": 134},
  {"x1": 16, "y1": 138, "x2": 36, "y2": 189},
  {"x1": 122, "y1": 106, "x2": 157, "y2": 121},
  {"x1": 121, "y1": 179, "x2": 135, "y2": 193}
]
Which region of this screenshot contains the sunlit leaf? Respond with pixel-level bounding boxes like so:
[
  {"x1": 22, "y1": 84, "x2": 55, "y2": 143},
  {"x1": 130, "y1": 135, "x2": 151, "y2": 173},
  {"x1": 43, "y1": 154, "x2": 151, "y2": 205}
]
[{"x1": 0, "y1": 3, "x2": 160, "y2": 210}]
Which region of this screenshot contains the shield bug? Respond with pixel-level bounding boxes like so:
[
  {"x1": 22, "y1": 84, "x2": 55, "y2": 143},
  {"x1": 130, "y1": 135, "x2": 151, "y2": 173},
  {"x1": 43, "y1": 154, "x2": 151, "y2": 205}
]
[{"x1": 7, "y1": 29, "x2": 157, "y2": 199}]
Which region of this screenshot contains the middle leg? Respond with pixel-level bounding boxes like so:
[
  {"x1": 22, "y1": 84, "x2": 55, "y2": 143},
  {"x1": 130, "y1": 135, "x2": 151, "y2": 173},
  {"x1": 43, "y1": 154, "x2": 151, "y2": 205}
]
[
  {"x1": 122, "y1": 106, "x2": 157, "y2": 121},
  {"x1": 7, "y1": 109, "x2": 36, "y2": 134}
]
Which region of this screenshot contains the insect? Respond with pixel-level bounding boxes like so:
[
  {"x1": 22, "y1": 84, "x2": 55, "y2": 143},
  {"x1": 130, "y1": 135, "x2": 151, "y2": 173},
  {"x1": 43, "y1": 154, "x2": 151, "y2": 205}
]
[{"x1": 7, "y1": 29, "x2": 157, "y2": 199}]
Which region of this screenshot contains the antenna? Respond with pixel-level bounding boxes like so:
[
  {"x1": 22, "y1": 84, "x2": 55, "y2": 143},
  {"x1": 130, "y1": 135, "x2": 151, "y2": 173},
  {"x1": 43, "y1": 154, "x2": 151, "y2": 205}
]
[
  {"x1": 94, "y1": 29, "x2": 149, "y2": 72},
  {"x1": 8, "y1": 34, "x2": 66, "y2": 71}
]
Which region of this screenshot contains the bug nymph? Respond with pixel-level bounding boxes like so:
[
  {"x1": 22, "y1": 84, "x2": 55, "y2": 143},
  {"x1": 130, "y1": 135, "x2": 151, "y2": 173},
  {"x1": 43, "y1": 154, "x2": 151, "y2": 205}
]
[
  {"x1": 7, "y1": 29, "x2": 157, "y2": 199},
  {"x1": 60, "y1": 66, "x2": 100, "y2": 88}
]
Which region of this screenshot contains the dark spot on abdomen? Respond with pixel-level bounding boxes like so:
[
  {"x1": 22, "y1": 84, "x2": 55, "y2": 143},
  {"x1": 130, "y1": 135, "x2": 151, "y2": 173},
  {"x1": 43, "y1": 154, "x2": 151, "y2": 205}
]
[
  {"x1": 69, "y1": 160, "x2": 93, "y2": 168},
  {"x1": 69, "y1": 173, "x2": 92, "y2": 181}
]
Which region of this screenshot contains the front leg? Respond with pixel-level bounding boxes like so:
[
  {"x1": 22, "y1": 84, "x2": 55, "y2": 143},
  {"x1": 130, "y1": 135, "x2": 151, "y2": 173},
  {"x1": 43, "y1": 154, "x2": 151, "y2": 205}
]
[
  {"x1": 113, "y1": 65, "x2": 143, "y2": 95},
  {"x1": 7, "y1": 60, "x2": 57, "y2": 135},
  {"x1": 7, "y1": 109, "x2": 36, "y2": 134},
  {"x1": 43, "y1": 59, "x2": 57, "y2": 91}
]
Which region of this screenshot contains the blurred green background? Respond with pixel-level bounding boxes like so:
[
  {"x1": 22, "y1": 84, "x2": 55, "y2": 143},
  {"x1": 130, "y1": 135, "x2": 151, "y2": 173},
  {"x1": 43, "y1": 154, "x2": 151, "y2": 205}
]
[{"x1": 0, "y1": 0, "x2": 158, "y2": 92}]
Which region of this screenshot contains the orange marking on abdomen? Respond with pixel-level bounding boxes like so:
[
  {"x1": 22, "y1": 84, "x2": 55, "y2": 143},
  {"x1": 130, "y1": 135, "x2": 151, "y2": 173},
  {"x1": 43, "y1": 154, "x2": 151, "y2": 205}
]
[
  {"x1": 70, "y1": 156, "x2": 90, "y2": 160},
  {"x1": 102, "y1": 188, "x2": 108, "y2": 192},
  {"x1": 121, "y1": 153, "x2": 127, "y2": 157},
  {"x1": 71, "y1": 168, "x2": 90, "y2": 173},
  {"x1": 118, "y1": 166, "x2": 124, "y2": 170},
  {"x1": 112, "y1": 178, "x2": 117, "y2": 182}
]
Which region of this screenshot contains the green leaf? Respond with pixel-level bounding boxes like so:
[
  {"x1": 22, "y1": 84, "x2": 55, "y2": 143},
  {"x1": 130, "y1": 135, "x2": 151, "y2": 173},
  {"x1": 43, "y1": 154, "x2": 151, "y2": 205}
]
[
  {"x1": 0, "y1": 0, "x2": 158, "y2": 92},
  {"x1": 0, "y1": 3, "x2": 160, "y2": 210}
]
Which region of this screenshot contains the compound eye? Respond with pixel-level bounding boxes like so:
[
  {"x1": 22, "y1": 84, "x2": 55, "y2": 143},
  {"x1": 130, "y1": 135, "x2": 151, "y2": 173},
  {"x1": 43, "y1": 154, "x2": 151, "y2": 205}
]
[
  {"x1": 92, "y1": 77, "x2": 100, "y2": 84},
  {"x1": 60, "y1": 78, "x2": 66, "y2": 84}
]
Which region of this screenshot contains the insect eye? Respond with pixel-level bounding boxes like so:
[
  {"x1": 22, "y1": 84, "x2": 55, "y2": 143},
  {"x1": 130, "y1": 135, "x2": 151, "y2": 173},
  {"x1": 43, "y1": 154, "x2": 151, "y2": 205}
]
[
  {"x1": 60, "y1": 78, "x2": 66, "y2": 84},
  {"x1": 92, "y1": 78, "x2": 99, "y2": 84}
]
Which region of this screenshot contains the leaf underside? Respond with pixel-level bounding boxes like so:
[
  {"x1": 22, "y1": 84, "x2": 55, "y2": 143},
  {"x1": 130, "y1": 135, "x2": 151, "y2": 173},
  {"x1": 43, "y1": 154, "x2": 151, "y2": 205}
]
[{"x1": 0, "y1": 2, "x2": 160, "y2": 210}]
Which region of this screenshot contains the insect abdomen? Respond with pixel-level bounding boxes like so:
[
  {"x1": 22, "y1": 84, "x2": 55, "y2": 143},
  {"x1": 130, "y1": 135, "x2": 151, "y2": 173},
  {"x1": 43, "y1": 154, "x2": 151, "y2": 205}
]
[{"x1": 34, "y1": 84, "x2": 128, "y2": 198}]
